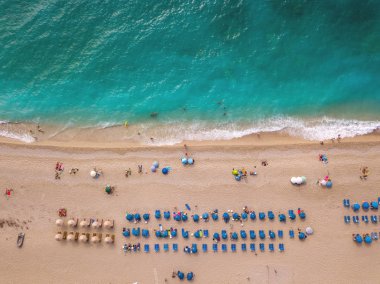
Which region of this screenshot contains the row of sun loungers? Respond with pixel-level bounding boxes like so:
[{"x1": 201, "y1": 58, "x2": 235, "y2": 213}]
[
  {"x1": 122, "y1": 228, "x2": 298, "y2": 240},
  {"x1": 125, "y1": 209, "x2": 306, "y2": 223},
  {"x1": 55, "y1": 231, "x2": 115, "y2": 243},
  {"x1": 142, "y1": 243, "x2": 285, "y2": 252},
  {"x1": 344, "y1": 215, "x2": 379, "y2": 224},
  {"x1": 343, "y1": 199, "x2": 380, "y2": 211}
]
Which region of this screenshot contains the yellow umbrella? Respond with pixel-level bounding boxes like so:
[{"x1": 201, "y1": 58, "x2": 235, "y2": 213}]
[
  {"x1": 91, "y1": 236, "x2": 100, "y2": 243},
  {"x1": 56, "y1": 219, "x2": 64, "y2": 226},
  {"x1": 104, "y1": 236, "x2": 113, "y2": 243},
  {"x1": 79, "y1": 220, "x2": 88, "y2": 227},
  {"x1": 55, "y1": 233, "x2": 63, "y2": 241},
  {"x1": 91, "y1": 221, "x2": 99, "y2": 228},
  {"x1": 67, "y1": 233, "x2": 75, "y2": 241}
]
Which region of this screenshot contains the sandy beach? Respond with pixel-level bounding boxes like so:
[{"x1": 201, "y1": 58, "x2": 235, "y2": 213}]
[{"x1": 1, "y1": 133, "x2": 380, "y2": 284}]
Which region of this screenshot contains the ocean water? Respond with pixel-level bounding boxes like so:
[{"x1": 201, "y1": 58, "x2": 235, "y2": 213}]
[{"x1": 1, "y1": 0, "x2": 380, "y2": 143}]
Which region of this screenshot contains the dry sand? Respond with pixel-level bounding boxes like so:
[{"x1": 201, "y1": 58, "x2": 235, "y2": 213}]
[{"x1": 1, "y1": 133, "x2": 380, "y2": 284}]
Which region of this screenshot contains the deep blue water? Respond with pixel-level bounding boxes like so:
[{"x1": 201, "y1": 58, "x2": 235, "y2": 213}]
[{"x1": 0, "y1": 0, "x2": 380, "y2": 141}]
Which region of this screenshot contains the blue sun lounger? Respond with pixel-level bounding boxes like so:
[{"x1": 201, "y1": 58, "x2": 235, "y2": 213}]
[
  {"x1": 343, "y1": 199, "x2": 350, "y2": 207},
  {"x1": 202, "y1": 244, "x2": 208, "y2": 252},
  {"x1": 362, "y1": 215, "x2": 369, "y2": 223},
  {"x1": 222, "y1": 244, "x2": 227, "y2": 252},
  {"x1": 249, "y1": 230, "x2": 256, "y2": 240},
  {"x1": 173, "y1": 243, "x2": 178, "y2": 252},
  {"x1": 144, "y1": 244, "x2": 149, "y2": 253},
  {"x1": 269, "y1": 243, "x2": 274, "y2": 252},
  {"x1": 204, "y1": 230, "x2": 209, "y2": 238},
  {"x1": 212, "y1": 243, "x2": 218, "y2": 252},
  {"x1": 241, "y1": 243, "x2": 247, "y2": 251},
  {"x1": 154, "y1": 244, "x2": 160, "y2": 252},
  {"x1": 231, "y1": 244, "x2": 236, "y2": 252},
  {"x1": 289, "y1": 229, "x2": 295, "y2": 238},
  {"x1": 268, "y1": 211, "x2": 275, "y2": 220},
  {"x1": 288, "y1": 210, "x2": 296, "y2": 220},
  {"x1": 250, "y1": 243, "x2": 255, "y2": 252},
  {"x1": 278, "y1": 230, "x2": 283, "y2": 238},
  {"x1": 353, "y1": 216, "x2": 359, "y2": 223},
  {"x1": 191, "y1": 244, "x2": 198, "y2": 254},
  {"x1": 259, "y1": 243, "x2": 265, "y2": 251},
  {"x1": 279, "y1": 243, "x2": 284, "y2": 252},
  {"x1": 344, "y1": 216, "x2": 350, "y2": 223},
  {"x1": 269, "y1": 230, "x2": 276, "y2": 239},
  {"x1": 259, "y1": 230, "x2": 266, "y2": 239},
  {"x1": 371, "y1": 215, "x2": 378, "y2": 223},
  {"x1": 163, "y1": 244, "x2": 169, "y2": 252},
  {"x1": 222, "y1": 230, "x2": 228, "y2": 240}
]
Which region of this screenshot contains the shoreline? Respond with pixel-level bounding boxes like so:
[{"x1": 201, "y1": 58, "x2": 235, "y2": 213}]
[{"x1": 1, "y1": 117, "x2": 379, "y2": 148}]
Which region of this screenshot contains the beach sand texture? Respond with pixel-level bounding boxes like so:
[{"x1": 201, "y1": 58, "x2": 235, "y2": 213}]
[{"x1": 1, "y1": 136, "x2": 380, "y2": 284}]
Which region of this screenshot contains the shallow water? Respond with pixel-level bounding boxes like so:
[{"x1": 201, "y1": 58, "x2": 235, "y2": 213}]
[{"x1": 1, "y1": 0, "x2": 380, "y2": 142}]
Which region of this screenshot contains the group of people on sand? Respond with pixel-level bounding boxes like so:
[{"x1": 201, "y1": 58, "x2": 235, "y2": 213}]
[
  {"x1": 55, "y1": 162, "x2": 64, "y2": 179},
  {"x1": 360, "y1": 166, "x2": 369, "y2": 180},
  {"x1": 122, "y1": 243, "x2": 140, "y2": 252}
]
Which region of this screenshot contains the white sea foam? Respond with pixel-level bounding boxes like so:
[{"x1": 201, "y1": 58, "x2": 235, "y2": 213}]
[
  {"x1": 137, "y1": 117, "x2": 380, "y2": 145},
  {"x1": 0, "y1": 130, "x2": 35, "y2": 143}
]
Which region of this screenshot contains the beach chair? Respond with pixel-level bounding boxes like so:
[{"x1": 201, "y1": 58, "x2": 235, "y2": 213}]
[
  {"x1": 191, "y1": 244, "x2": 198, "y2": 254},
  {"x1": 353, "y1": 216, "x2": 359, "y2": 223},
  {"x1": 278, "y1": 230, "x2": 283, "y2": 238},
  {"x1": 269, "y1": 243, "x2": 274, "y2": 252},
  {"x1": 371, "y1": 232, "x2": 378, "y2": 240},
  {"x1": 63, "y1": 231, "x2": 68, "y2": 240},
  {"x1": 173, "y1": 243, "x2": 178, "y2": 252},
  {"x1": 181, "y1": 228, "x2": 189, "y2": 239},
  {"x1": 231, "y1": 244, "x2": 236, "y2": 252},
  {"x1": 288, "y1": 210, "x2": 296, "y2": 220},
  {"x1": 212, "y1": 243, "x2": 218, "y2": 252},
  {"x1": 202, "y1": 244, "x2": 208, "y2": 252},
  {"x1": 259, "y1": 212, "x2": 266, "y2": 220},
  {"x1": 289, "y1": 230, "x2": 295, "y2": 238},
  {"x1": 221, "y1": 230, "x2": 227, "y2": 240},
  {"x1": 154, "y1": 244, "x2": 160, "y2": 252},
  {"x1": 241, "y1": 243, "x2": 247, "y2": 251},
  {"x1": 163, "y1": 244, "x2": 169, "y2": 252},
  {"x1": 343, "y1": 199, "x2": 350, "y2": 207},
  {"x1": 259, "y1": 230, "x2": 265, "y2": 240},
  {"x1": 344, "y1": 216, "x2": 350, "y2": 223},
  {"x1": 240, "y1": 230, "x2": 247, "y2": 239},
  {"x1": 144, "y1": 244, "x2": 149, "y2": 253},
  {"x1": 371, "y1": 215, "x2": 378, "y2": 223},
  {"x1": 250, "y1": 243, "x2": 256, "y2": 252},
  {"x1": 74, "y1": 232, "x2": 79, "y2": 241},
  {"x1": 268, "y1": 211, "x2": 275, "y2": 220},
  {"x1": 269, "y1": 230, "x2": 276, "y2": 239},
  {"x1": 249, "y1": 230, "x2": 256, "y2": 240},
  {"x1": 259, "y1": 243, "x2": 265, "y2": 251},
  {"x1": 204, "y1": 230, "x2": 209, "y2": 238},
  {"x1": 222, "y1": 244, "x2": 227, "y2": 252},
  {"x1": 98, "y1": 233, "x2": 102, "y2": 242},
  {"x1": 279, "y1": 243, "x2": 284, "y2": 252},
  {"x1": 362, "y1": 215, "x2": 369, "y2": 223}
]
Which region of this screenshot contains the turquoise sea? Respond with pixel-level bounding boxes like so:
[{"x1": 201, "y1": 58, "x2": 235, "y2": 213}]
[{"x1": 1, "y1": 0, "x2": 380, "y2": 143}]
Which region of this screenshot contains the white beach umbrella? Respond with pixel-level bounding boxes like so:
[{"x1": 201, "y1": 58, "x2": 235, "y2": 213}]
[
  {"x1": 68, "y1": 219, "x2": 76, "y2": 227},
  {"x1": 91, "y1": 221, "x2": 99, "y2": 228},
  {"x1": 306, "y1": 227, "x2": 313, "y2": 235},
  {"x1": 91, "y1": 236, "x2": 100, "y2": 243},
  {"x1": 104, "y1": 236, "x2": 113, "y2": 243},
  {"x1": 90, "y1": 170, "x2": 96, "y2": 177},
  {"x1": 79, "y1": 235, "x2": 87, "y2": 242},
  {"x1": 67, "y1": 233, "x2": 75, "y2": 241},
  {"x1": 320, "y1": 180, "x2": 327, "y2": 186},
  {"x1": 104, "y1": 220, "x2": 112, "y2": 229},
  {"x1": 55, "y1": 233, "x2": 63, "y2": 241},
  {"x1": 290, "y1": 177, "x2": 297, "y2": 184},
  {"x1": 56, "y1": 219, "x2": 64, "y2": 226},
  {"x1": 296, "y1": 177, "x2": 303, "y2": 185},
  {"x1": 80, "y1": 220, "x2": 88, "y2": 227}
]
